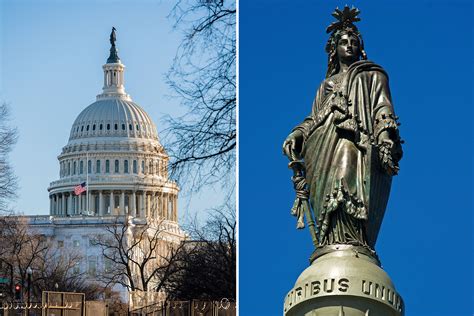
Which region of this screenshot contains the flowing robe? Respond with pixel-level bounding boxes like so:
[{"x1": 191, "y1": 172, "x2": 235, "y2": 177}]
[{"x1": 294, "y1": 60, "x2": 402, "y2": 248}]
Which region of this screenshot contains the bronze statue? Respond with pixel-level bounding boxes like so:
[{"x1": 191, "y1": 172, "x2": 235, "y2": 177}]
[
  {"x1": 107, "y1": 27, "x2": 120, "y2": 63},
  {"x1": 110, "y1": 27, "x2": 117, "y2": 47},
  {"x1": 283, "y1": 6, "x2": 403, "y2": 256}
]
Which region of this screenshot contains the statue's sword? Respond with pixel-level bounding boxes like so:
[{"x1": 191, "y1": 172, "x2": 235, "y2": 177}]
[{"x1": 287, "y1": 156, "x2": 319, "y2": 247}]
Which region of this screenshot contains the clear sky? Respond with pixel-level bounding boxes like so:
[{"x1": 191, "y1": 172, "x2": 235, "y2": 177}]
[
  {"x1": 240, "y1": 1, "x2": 473, "y2": 315},
  {"x1": 0, "y1": 0, "x2": 225, "y2": 221}
]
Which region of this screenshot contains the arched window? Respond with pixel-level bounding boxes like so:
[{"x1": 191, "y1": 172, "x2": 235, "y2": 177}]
[
  {"x1": 80, "y1": 161, "x2": 84, "y2": 174},
  {"x1": 93, "y1": 124, "x2": 96, "y2": 131},
  {"x1": 141, "y1": 160, "x2": 145, "y2": 174},
  {"x1": 81, "y1": 126, "x2": 84, "y2": 132},
  {"x1": 105, "y1": 160, "x2": 110, "y2": 173},
  {"x1": 114, "y1": 124, "x2": 118, "y2": 130},
  {"x1": 100, "y1": 124, "x2": 103, "y2": 130},
  {"x1": 136, "y1": 124, "x2": 140, "y2": 131},
  {"x1": 86, "y1": 125, "x2": 90, "y2": 131},
  {"x1": 96, "y1": 160, "x2": 101, "y2": 174},
  {"x1": 124, "y1": 160, "x2": 129, "y2": 173},
  {"x1": 129, "y1": 124, "x2": 132, "y2": 131},
  {"x1": 114, "y1": 160, "x2": 119, "y2": 173},
  {"x1": 88, "y1": 160, "x2": 92, "y2": 174},
  {"x1": 133, "y1": 160, "x2": 137, "y2": 174},
  {"x1": 107, "y1": 124, "x2": 110, "y2": 130},
  {"x1": 73, "y1": 161, "x2": 77, "y2": 175},
  {"x1": 122, "y1": 124, "x2": 125, "y2": 130}
]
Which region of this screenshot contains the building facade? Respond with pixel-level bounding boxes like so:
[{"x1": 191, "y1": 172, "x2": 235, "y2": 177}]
[{"x1": 25, "y1": 31, "x2": 185, "y2": 303}]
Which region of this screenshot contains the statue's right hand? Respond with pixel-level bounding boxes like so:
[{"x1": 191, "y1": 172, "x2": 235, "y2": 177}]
[{"x1": 283, "y1": 130, "x2": 304, "y2": 161}]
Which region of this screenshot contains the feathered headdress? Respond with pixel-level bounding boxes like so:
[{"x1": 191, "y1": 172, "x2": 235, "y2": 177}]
[{"x1": 325, "y1": 6, "x2": 367, "y2": 77}]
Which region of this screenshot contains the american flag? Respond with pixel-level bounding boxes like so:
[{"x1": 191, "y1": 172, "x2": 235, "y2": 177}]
[{"x1": 74, "y1": 182, "x2": 87, "y2": 195}]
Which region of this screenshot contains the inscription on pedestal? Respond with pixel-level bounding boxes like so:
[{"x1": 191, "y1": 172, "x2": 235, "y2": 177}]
[{"x1": 284, "y1": 277, "x2": 403, "y2": 314}]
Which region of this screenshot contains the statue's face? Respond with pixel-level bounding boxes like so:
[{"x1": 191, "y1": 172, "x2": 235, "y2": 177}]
[{"x1": 336, "y1": 33, "x2": 360, "y2": 63}]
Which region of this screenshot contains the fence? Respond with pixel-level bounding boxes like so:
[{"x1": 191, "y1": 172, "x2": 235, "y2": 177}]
[{"x1": 130, "y1": 299, "x2": 236, "y2": 316}]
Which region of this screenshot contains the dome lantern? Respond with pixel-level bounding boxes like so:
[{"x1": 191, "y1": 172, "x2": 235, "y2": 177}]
[{"x1": 97, "y1": 27, "x2": 131, "y2": 101}]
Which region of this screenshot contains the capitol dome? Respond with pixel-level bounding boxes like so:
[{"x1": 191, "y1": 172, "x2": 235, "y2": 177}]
[
  {"x1": 69, "y1": 99, "x2": 159, "y2": 142},
  {"x1": 48, "y1": 31, "x2": 179, "y2": 223}
]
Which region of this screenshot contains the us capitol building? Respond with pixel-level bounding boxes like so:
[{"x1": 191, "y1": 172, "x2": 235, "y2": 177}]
[{"x1": 25, "y1": 31, "x2": 185, "y2": 303}]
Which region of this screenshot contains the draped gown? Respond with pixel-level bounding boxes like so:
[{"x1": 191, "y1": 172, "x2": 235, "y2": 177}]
[{"x1": 294, "y1": 60, "x2": 402, "y2": 249}]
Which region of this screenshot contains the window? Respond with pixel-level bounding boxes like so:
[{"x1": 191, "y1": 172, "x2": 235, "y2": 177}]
[
  {"x1": 114, "y1": 124, "x2": 118, "y2": 130},
  {"x1": 141, "y1": 160, "x2": 145, "y2": 174},
  {"x1": 133, "y1": 160, "x2": 137, "y2": 174},
  {"x1": 88, "y1": 160, "x2": 92, "y2": 173},
  {"x1": 104, "y1": 258, "x2": 112, "y2": 273},
  {"x1": 114, "y1": 160, "x2": 119, "y2": 173},
  {"x1": 136, "y1": 124, "x2": 139, "y2": 131},
  {"x1": 73, "y1": 263, "x2": 80, "y2": 275},
  {"x1": 100, "y1": 124, "x2": 103, "y2": 130},
  {"x1": 96, "y1": 160, "x2": 101, "y2": 174},
  {"x1": 68, "y1": 162, "x2": 71, "y2": 175},
  {"x1": 122, "y1": 124, "x2": 125, "y2": 130},
  {"x1": 129, "y1": 124, "x2": 132, "y2": 131},
  {"x1": 80, "y1": 161, "x2": 84, "y2": 174},
  {"x1": 93, "y1": 124, "x2": 96, "y2": 131},
  {"x1": 105, "y1": 160, "x2": 110, "y2": 173},
  {"x1": 58, "y1": 240, "x2": 64, "y2": 248},
  {"x1": 73, "y1": 240, "x2": 80, "y2": 247},
  {"x1": 86, "y1": 125, "x2": 89, "y2": 131},
  {"x1": 73, "y1": 161, "x2": 77, "y2": 175},
  {"x1": 107, "y1": 124, "x2": 110, "y2": 130},
  {"x1": 81, "y1": 126, "x2": 84, "y2": 132},
  {"x1": 149, "y1": 161, "x2": 153, "y2": 174},
  {"x1": 88, "y1": 259, "x2": 97, "y2": 276},
  {"x1": 124, "y1": 160, "x2": 129, "y2": 173}
]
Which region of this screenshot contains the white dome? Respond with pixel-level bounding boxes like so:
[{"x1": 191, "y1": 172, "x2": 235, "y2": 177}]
[
  {"x1": 48, "y1": 32, "x2": 179, "y2": 223},
  {"x1": 69, "y1": 98, "x2": 159, "y2": 142}
]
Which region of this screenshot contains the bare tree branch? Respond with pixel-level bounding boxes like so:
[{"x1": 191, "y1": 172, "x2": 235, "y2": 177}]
[
  {"x1": 166, "y1": 203, "x2": 236, "y2": 300},
  {"x1": 92, "y1": 217, "x2": 185, "y2": 297},
  {"x1": 0, "y1": 103, "x2": 18, "y2": 213},
  {"x1": 165, "y1": 0, "x2": 236, "y2": 190}
]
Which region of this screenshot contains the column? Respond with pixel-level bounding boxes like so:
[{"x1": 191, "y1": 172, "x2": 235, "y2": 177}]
[
  {"x1": 61, "y1": 194, "x2": 65, "y2": 216},
  {"x1": 49, "y1": 196, "x2": 52, "y2": 214},
  {"x1": 141, "y1": 192, "x2": 146, "y2": 218},
  {"x1": 67, "y1": 194, "x2": 72, "y2": 216},
  {"x1": 75, "y1": 195, "x2": 78, "y2": 215},
  {"x1": 79, "y1": 193, "x2": 83, "y2": 214},
  {"x1": 72, "y1": 195, "x2": 75, "y2": 215},
  {"x1": 165, "y1": 193, "x2": 169, "y2": 220},
  {"x1": 159, "y1": 193, "x2": 163, "y2": 218},
  {"x1": 131, "y1": 191, "x2": 136, "y2": 217},
  {"x1": 151, "y1": 193, "x2": 156, "y2": 218},
  {"x1": 110, "y1": 191, "x2": 114, "y2": 215},
  {"x1": 174, "y1": 195, "x2": 178, "y2": 221},
  {"x1": 146, "y1": 193, "x2": 151, "y2": 218},
  {"x1": 136, "y1": 192, "x2": 141, "y2": 217},
  {"x1": 99, "y1": 191, "x2": 104, "y2": 216},
  {"x1": 120, "y1": 191, "x2": 125, "y2": 215},
  {"x1": 52, "y1": 195, "x2": 55, "y2": 215}
]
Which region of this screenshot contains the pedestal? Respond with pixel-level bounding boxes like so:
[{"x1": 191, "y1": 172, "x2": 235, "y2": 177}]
[{"x1": 283, "y1": 245, "x2": 404, "y2": 316}]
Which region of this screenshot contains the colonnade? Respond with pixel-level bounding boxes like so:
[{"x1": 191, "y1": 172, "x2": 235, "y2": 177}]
[{"x1": 49, "y1": 190, "x2": 178, "y2": 221}]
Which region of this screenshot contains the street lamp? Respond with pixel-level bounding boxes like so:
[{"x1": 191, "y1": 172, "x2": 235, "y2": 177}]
[{"x1": 26, "y1": 267, "x2": 32, "y2": 316}]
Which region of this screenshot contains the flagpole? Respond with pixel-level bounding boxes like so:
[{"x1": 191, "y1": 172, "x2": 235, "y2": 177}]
[{"x1": 86, "y1": 152, "x2": 89, "y2": 216}]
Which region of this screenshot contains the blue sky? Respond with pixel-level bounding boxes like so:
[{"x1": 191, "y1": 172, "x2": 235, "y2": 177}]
[
  {"x1": 0, "y1": 0, "x2": 225, "y2": 221},
  {"x1": 240, "y1": 1, "x2": 473, "y2": 315}
]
